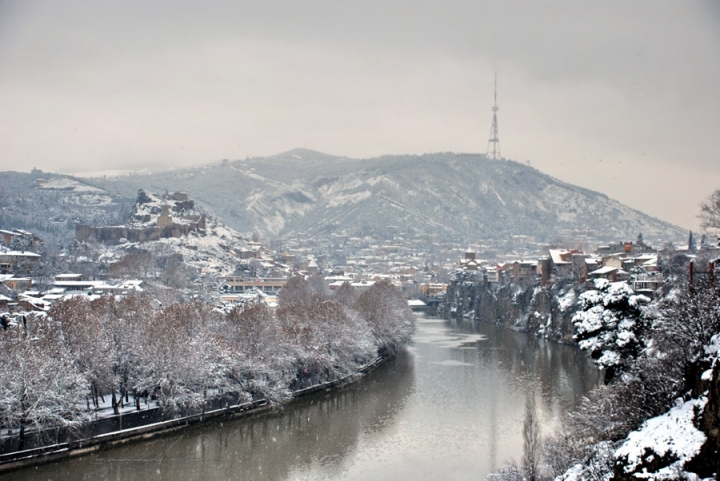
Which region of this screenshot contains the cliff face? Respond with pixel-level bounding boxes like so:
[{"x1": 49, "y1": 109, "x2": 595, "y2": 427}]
[
  {"x1": 448, "y1": 272, "x2": 720, "y2": 479},
  {"x1": 441, "y1": 271, "x2": 580, "y2": 343}
]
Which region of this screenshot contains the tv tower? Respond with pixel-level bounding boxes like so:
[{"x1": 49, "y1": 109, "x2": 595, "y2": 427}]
[{"x1": 486, "y1": 74, "x2": 501, "y2": 160}]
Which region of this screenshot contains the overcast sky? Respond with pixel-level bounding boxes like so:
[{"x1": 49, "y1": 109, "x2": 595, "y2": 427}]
[{"x1": 1, "y1": 1, "x2": 719, "y2": 231}]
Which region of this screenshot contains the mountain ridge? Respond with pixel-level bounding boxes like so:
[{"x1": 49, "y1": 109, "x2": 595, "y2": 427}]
[{"x1": 1, "y1": 150, "x2": 687, "y2": 245}]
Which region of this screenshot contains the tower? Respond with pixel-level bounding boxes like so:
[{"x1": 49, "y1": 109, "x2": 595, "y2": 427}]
[{"x1": 486, "y1": 74, "x2": 501, "y2": 160}]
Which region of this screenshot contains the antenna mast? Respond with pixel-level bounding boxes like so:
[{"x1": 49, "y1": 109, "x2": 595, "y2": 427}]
[{"x1": 486, "y1": 74, "x2": 501, "y2": 160}]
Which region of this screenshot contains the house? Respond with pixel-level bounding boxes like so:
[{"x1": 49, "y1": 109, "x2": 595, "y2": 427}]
[
  {"x1": 55, "y1": 273, "x2": 89, "y2": 282},
  {"x1": 223, "y1": 276, "x2": 287, "y2": 294},
  {"x1": 634, "y1": 254, "x2": 659, "y2": 272},
  {"x1": 548, "y1": 249, "x2": 576, "y2": 278},
  {"x1": 602, "y1": 255, "x2": 624, "y2": 268},
  {"x1": 0, "y1": 249, "x2": 41, "y2": 274},
  {"x1": 0, "y1": 230, "x2": 18, "y2": 246},
  {"x1": 484, "y1": 264, "x2": 509, "y2": 283},
  {"x1": 511, "y1": 260, "x2": 537, "y2": 283},
  {"x1": 584, "y1": 257, "x2": 601, "y2": 273},
  {"x1": 2, "y1": 277, "x2": 33, "y2": 291},
  {"x1": 0, "y1": 229, "x2": 44, "y2": 248},
  {"x1": 589, "y1": 266, "x2": 630, "y2": 282},
  {"x1": 597, "y1": 240, "x2": 656, "y2": 257},
  {"x1": 632, "y1": 272, "x2": 664, "y2": 293}
]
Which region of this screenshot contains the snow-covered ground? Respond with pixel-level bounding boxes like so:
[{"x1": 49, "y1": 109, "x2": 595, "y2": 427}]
[{"x1": 616, "y1": 397, "x2": 708, "y2": 479}]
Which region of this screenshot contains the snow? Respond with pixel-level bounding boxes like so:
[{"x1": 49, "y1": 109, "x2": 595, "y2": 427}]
[
  {"x1": 558, "y1": 289, "x2": 577, "y2": 312},
  {"x1": 0, "y1": 248, "x2": 41, "y2": 258},
  {"x1": 36, "y1": 176, "x2": 104, "y2": 192},
  {"x1": 596, "y1": 350, "x2": 621, "y2": 367},
  {"x1": 326, "y1": 190, "x2": 372, "y2": 207},
  {"x1": 489, "y1": 184, "x2": 506, "y2": 206},
  {"x1": 701, "y1": 334, "x2": 720, "y2": 382},
  {"x1": 615, "y1": 397, "x2": 707, "y2": 478}
]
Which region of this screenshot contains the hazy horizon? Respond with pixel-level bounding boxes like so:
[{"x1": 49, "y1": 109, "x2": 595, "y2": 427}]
[{"x1": 2, "y1": 1, "x2": 719, "y2": 231}]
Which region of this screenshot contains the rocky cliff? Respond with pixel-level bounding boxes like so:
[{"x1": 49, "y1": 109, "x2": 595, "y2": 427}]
[{"x1": 441, "y1": 271, "x2": 579, "y2": 343}]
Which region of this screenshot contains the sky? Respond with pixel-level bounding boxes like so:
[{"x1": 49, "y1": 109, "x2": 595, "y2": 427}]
[{"x1": 1, "y1": 1, "x2": 719, "y2": 231}]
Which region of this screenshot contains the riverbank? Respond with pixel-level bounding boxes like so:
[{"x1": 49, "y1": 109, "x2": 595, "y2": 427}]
[{"x1": 0, "y1": 355, "x2": 387, "y2": 474}]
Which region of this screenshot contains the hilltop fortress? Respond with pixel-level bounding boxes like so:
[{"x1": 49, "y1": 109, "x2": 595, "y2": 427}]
[{"x1": 76, "y1": 190, "x2": 206, "y2": 244}]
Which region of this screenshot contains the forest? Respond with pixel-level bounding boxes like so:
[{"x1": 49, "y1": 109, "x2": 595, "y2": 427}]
[{"x1": 0, "y1": 277, "x2": 416, "y2": 452}]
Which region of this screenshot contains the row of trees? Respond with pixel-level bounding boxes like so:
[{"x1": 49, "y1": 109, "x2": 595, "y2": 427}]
[{"x1": 0, "y1": 278, "x2": 415, "y2": 450}]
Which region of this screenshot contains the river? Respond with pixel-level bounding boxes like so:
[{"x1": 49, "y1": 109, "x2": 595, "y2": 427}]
[{"x1": 6, "y1": 316, "x2": 599, "y2": 481}]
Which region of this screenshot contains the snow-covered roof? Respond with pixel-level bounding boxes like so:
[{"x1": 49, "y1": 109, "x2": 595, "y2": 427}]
[
  {"x1": 548, "y1": 249, "x2": 572, "y2": 265},
  {"x1": 0, "y1": 250, "x2": 41, "y2": 258},
  {"x1": 117, "y1": 280, "x2": 144, "y2": 290},
  {"x1": 43, "y1": 288, "x2": 66, "y2": 295},
  {"x1": 55, "y1": 273, "x2": 83, "y2": 279},
  {"x1": 590, "y1": 266, "x2": 630, "y2": 276},
  {"x1": 54, "y1": 280, "x2": 108, "y2": 288}
]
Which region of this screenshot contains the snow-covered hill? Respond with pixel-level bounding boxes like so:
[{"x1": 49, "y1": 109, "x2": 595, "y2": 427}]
[
  {"x1": 3, "y1": 150, "x2": 687, "y2": 244},
  {"x1": 88, "y1": 150, "x2": 685, "y2": 244}
]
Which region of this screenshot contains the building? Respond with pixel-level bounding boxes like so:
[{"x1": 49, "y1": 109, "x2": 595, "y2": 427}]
[
  {"x1": 0, "y1": 250, "x2": 41, "y2": 274},
  {"x1": 511, "y1": 260, "x2": 537, "y2": 283},
  {"x1": 460, "y1": 248, "x2": 483, "y2": 270},
  {"x1": 224, "y1": 276, "x2": 287, "y2": 294},
  {"x1": 419, "y1": 283, "x2": 447, "y2": 297}
]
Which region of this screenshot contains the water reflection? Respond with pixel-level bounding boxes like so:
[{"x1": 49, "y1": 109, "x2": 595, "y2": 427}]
[{"x1": 5, "y1": 317, "x2": 598, "y2": 481}]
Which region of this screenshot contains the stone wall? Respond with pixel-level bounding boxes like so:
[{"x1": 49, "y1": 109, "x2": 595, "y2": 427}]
[{"x1": 75, "y1": 215, "x2": 206, "y2": 244}]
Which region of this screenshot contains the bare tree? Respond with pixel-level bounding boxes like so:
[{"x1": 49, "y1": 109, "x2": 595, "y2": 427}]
[
  {"x1": 333, "y1": 281, "x2": 357, "y2": 306},
  {"x1": 699, "y1": 189, "x2": 720, "y2": 235},
  {"x1": 522, "y1": 393, "x2": 541, "y2": 481}
]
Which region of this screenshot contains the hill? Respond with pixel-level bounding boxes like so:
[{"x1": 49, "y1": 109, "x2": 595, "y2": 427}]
[
  {"x1": 1, "y1": 150, "x2": 687, "y2": 245},
  {"x1": 87, "y1": 150, "x2": 686, "y2": 244}
]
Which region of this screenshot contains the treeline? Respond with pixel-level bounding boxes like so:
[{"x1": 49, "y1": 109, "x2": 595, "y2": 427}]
[{"x1": 0, "y1": 278, "x2": 415, "y2": 450}]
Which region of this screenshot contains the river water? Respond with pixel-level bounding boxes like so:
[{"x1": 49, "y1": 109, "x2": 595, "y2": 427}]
[{"x1": 7, "y1": 316, "x2": 599, "y2": 481}]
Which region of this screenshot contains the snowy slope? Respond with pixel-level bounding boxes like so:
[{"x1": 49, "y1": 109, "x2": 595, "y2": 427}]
[{"x1": 7, "y1": 150, "x2": 688, "y2": 243}]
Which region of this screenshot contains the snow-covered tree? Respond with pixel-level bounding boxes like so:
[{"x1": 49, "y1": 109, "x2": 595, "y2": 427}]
[
  {"x1": 0, "y1": 315, "x2": 88, "y2": 449},
  {"x1": 50, "y1": 297, "x2": 116, "y2": 411},
  {"x1": 572, "y1": 279, "x2": 650, "y2": 381},
  {"x1": 655, "y1": 281, "x2": 720, "y2": 368},
  {"x1": 353, "y1": 280, "x2": 415, "y2": 356}
]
